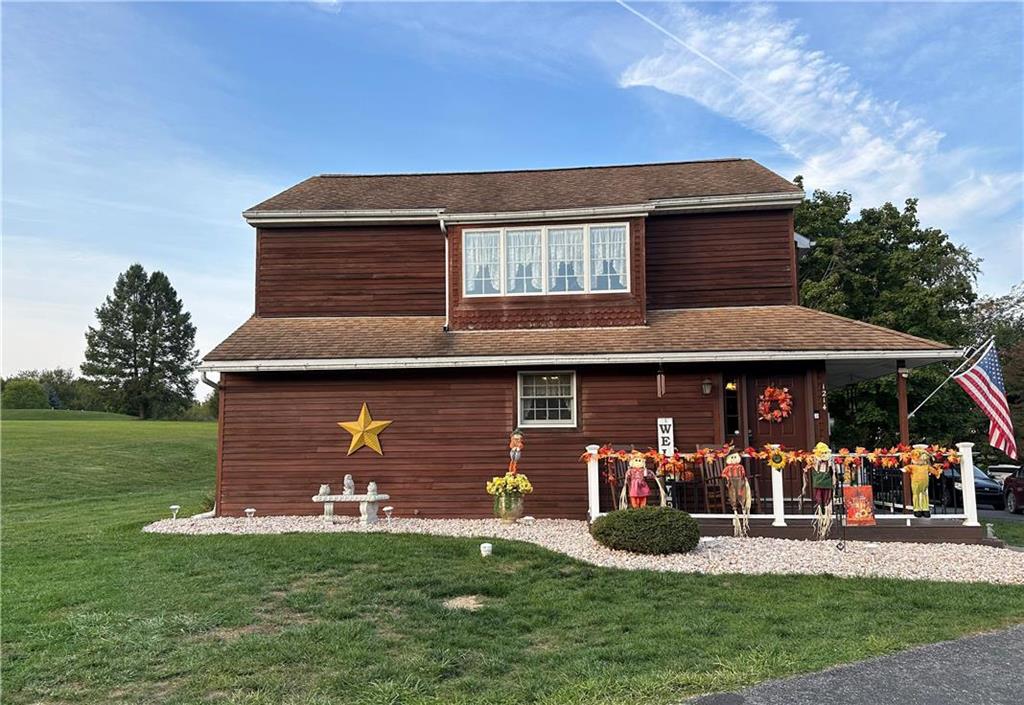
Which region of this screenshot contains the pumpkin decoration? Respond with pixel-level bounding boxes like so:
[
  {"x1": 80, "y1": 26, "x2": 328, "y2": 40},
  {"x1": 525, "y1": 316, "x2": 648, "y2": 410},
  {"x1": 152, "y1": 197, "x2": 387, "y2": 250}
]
[{"x1": 757, "y1": 385, "x2": 793, "y2": 423}]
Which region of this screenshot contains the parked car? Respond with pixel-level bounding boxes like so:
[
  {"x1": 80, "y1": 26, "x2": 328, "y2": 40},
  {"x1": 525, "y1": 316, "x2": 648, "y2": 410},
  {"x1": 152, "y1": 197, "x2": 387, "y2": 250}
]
[
  {"x1": 986, "y1": 464, "x2": 1021, "y2": 487},
  {"x1": 937, "y1": 466, "x2": 1004, "y2": 510},
  {"x1": 1003, "y1": 466, "x2": 1024, "y2": 514}
]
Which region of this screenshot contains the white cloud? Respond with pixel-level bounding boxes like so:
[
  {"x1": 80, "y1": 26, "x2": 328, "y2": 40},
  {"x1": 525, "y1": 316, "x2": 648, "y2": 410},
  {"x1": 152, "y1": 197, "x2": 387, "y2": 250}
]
[{"x1": 617, "y1": 3, "x2": 1022, "y2": 288}]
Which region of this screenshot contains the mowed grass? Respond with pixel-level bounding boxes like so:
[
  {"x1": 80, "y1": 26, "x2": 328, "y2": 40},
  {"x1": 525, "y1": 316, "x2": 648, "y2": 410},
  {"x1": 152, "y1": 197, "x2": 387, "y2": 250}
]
[
  {"x1": 3, "y1": 419, "x2": 1024, "y2": 705},
  {"x1": 2, "y1": 408, "x2": 138, "y2": 421},
  {"x1": 992, "y1": 520, "x2": 1024, "y2": 547}
]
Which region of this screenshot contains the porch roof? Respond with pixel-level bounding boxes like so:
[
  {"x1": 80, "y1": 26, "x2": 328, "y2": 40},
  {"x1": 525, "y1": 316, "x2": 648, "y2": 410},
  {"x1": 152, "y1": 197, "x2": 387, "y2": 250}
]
[{"x1": 202, "y1": 306, "x2": 961, "y2": 385}]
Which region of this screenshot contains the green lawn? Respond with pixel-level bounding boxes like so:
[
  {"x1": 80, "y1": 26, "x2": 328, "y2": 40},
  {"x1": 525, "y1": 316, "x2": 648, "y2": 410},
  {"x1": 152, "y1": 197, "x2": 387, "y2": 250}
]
[
  {"x1": 992, "y1": 520, "x2": 1024, "y2": 547},
  {"x1": 2, "y1": 408, "x2": 138, "y2": 421},
  {"x1": 3, "y1": 419, "x2": 1024, "y2": 705}
]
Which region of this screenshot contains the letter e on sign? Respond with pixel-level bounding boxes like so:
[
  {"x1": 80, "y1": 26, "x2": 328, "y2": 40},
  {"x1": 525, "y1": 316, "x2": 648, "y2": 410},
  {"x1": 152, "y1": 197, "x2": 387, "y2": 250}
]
[{"x1": 657, "y1": 417, "x2": 675, "y2": 456}]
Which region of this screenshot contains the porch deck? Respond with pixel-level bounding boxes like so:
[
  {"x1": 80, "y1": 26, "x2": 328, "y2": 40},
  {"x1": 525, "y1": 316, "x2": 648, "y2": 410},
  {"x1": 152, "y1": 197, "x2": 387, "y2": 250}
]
[{"x1": 695, "y1": 516, "x2": 996, "y2": 545}]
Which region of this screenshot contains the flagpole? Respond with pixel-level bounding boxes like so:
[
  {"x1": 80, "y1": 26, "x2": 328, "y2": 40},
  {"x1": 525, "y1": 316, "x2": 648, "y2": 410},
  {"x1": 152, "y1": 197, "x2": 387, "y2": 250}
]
[{"x1": 908, "y1": 337, "x2": 994, "y2": 419}]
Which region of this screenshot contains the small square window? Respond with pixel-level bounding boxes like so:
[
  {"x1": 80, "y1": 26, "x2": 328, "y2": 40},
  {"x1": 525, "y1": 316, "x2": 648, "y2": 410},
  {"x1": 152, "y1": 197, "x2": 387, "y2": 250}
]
[{"x1": 518, "y1": 372, "x2": 576, "y2": 427}]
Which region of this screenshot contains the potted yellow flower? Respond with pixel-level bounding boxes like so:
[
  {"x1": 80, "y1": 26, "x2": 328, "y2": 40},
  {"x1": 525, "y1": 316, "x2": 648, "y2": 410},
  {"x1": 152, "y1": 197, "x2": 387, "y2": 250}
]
[{"x1": 486, "y1": 471, "x2": 533, "y2": 523}]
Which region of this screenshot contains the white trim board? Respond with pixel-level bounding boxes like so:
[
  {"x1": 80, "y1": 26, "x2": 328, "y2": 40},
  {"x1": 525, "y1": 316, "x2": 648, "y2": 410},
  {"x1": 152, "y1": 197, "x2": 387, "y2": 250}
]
[
  {"x1": 200, "y1": 348, "x2": 963, "y2": 373},
  {"x1": 243, "y1": 192, "x2": 804, "y2": 227}
]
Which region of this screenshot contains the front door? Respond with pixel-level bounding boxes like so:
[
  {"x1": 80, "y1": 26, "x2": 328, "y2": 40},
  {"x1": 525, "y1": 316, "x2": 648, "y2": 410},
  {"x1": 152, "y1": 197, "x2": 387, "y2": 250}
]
[
  {"x1": 745, "y1": 372, "x2": 811, "y2": 505},
  {"x1": 747, "y1": 373, "x2": 808, "y2": 450}
]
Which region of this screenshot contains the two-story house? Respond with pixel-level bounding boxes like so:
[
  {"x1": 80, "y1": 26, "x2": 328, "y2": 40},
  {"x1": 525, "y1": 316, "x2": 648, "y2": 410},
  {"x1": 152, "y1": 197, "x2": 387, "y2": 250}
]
[{"x1": 201, "y1": 159, "x2": 961, "y2": 518}]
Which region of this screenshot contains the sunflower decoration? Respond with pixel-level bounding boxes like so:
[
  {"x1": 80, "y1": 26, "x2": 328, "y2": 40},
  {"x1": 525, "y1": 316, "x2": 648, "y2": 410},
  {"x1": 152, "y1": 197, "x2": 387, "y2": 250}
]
[
  {"x1": 765, "y1": 445, "x2": 789, "y2": 471},
  {"x1": 757, "y1": 385, "x2": 793, "y2": 423}
]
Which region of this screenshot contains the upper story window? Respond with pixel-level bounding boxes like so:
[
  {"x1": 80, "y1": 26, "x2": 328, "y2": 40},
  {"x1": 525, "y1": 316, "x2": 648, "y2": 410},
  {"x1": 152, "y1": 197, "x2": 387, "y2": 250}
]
[{"x1": 462, "y1": 222, "x2": 629, "y2": 298}]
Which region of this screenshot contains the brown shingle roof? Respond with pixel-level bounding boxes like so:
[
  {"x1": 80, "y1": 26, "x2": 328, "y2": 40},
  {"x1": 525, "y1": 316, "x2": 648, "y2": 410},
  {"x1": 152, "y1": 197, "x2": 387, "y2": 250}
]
[
  {"x1": 247, "y1": 159, "x2": 801, "y2": 215},
  {"x1": 203, "y1": 306, "x2": 954, "y2": 365}
]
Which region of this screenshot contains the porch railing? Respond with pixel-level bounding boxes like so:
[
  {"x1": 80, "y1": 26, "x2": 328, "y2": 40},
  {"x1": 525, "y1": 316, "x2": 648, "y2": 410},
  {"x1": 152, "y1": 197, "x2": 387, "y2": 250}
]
[{"x1": 584, "y1": 442, "x2": 981, "y2": 528}]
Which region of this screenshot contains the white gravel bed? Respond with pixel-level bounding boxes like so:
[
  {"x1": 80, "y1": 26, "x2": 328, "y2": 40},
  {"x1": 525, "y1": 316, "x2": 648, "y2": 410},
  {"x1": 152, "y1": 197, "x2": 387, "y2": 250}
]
[{"x1": 143, "y1": 516, "x2": 1024, "y2": 585}]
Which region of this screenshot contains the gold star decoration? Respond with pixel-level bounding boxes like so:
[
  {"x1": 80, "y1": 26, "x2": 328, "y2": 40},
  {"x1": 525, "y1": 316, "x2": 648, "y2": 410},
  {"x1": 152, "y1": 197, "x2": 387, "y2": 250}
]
[{"x1": 337, "y1": 403, "x2": 393, "y2": 456}]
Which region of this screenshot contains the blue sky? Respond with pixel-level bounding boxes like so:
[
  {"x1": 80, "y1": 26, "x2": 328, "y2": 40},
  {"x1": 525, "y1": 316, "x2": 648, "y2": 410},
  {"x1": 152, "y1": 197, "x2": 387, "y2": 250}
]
[{"x1": 3, "y1": 1, "x2": 1022, "y2": 376}]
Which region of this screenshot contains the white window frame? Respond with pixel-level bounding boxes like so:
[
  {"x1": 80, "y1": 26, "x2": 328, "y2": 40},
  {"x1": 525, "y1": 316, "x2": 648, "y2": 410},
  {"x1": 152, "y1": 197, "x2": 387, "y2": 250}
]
[
  {"x1": 517, "y1": 371, "x2": 577, "y2": 428},
  {"x1": 462, "y1": 222, "x2": 630, "y2": 298}
]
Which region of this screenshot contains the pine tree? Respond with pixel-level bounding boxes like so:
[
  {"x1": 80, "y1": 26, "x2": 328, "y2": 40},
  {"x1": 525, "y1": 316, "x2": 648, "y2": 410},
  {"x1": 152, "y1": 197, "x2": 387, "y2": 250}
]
[{"x1": 82, "y1": 264, "x2": 198, "y2": 418}]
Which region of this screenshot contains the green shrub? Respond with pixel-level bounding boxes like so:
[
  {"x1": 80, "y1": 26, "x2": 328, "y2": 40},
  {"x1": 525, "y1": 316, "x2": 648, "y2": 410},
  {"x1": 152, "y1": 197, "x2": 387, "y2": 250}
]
[
  {"x1": 2, "y1": 379, "x2": 49, "y2": 409},
  {"x1": 590, "y1": 507, "x2": 700, "y2": 555}
]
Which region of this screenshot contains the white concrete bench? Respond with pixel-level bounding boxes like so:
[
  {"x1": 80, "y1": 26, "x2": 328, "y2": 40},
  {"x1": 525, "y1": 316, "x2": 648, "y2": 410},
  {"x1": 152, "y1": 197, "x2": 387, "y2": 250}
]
[{"x1": 312, "y1": 479, "x2": 390, "y2": 525}]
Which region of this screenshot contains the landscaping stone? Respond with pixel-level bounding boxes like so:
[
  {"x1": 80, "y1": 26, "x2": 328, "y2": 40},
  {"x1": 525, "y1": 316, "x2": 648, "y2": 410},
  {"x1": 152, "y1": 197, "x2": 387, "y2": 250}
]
[{"x1": 143, "y1": 516, "x2": 1024, "y2": 586}]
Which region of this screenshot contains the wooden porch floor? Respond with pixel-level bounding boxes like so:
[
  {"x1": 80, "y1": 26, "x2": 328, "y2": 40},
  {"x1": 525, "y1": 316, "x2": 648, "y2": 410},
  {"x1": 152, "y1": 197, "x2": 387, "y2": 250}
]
[{"x1": 696, "y1": 516, "x2": 996, "y2": 545}]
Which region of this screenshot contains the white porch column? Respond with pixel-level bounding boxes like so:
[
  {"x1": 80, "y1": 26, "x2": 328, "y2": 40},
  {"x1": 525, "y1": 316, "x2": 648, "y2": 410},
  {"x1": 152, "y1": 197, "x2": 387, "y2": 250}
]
[
  {"x1": 771, "y1": 469, "x2": 787, "y2": 526},
  {"x1": 768, "y1": 445, "x2": 787, "y2": 527},
  {"x1": 956, "y1": 442, "x2": 980, "y2": 527},
  {"x1": 586, "y1": 444, "x2": 601, "y2": 522}
]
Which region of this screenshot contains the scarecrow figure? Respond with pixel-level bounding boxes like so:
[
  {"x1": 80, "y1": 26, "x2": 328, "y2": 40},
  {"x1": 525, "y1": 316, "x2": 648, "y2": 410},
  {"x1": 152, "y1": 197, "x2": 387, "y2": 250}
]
[
  {"x1": 625, "y1": 450, "x2": 653, "y2": 508},
  {"x1": 508, "y1": 429, "x2": 524, "y2": 474},
  {"x1": 806, "y1": 442, "x2": 835, "y2": 540},
  {"x1": 902, "y1": 444, "x2": 942, "y2": 518},
  {"x1": 722, "y1": 449, "x2": 751, "y2": 537}
]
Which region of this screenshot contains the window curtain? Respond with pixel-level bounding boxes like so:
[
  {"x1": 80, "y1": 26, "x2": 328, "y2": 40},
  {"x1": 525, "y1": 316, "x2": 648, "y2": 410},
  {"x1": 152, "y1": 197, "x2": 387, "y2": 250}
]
[
  {"x1": 506, "y1": 229, "x2": 542, "y2": 294},
  {"x1": 590, "y1": 225, "x2": 627, "y2": 291},
  {"x1": 464, "y1": 231, "x2": 500, "y2": 295},
  {"x1": 547, "y1": 228, "x2": 585, "y2": 292}
]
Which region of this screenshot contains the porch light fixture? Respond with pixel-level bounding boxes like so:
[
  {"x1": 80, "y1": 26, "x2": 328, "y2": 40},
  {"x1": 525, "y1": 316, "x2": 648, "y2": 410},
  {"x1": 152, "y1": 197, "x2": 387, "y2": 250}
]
[{"x1": 701, "y1": 378, "x2": 713, "y2": 396}]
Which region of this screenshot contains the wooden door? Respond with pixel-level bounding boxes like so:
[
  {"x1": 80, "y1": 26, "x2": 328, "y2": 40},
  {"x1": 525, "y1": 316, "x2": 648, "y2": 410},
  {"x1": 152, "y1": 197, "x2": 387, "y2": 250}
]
[
  {"x1": 747, "y1": 373, "x2": 808, "y2": 450},
  {"x1": 748, "y1": 372, "x2": 809, "y2": 502}
]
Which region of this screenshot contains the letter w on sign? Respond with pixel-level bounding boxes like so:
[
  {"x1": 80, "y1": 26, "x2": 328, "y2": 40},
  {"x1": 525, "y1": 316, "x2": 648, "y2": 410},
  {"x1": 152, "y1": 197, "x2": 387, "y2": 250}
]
[{"x1": 657, "y1": 417, "x2": 675, "y2": 456}]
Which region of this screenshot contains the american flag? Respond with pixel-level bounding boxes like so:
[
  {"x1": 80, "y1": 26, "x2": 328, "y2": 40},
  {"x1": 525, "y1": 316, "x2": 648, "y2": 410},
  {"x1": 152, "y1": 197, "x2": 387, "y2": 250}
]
[{"x1": 955, "y1": 343, "x2": 1017, "y2": 459}]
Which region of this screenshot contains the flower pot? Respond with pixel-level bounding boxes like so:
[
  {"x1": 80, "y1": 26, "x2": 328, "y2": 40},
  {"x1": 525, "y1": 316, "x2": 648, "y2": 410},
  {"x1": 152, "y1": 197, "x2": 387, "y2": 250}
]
[{"x1": 494, "y1": 493, "x2": 525, "y2": 523}]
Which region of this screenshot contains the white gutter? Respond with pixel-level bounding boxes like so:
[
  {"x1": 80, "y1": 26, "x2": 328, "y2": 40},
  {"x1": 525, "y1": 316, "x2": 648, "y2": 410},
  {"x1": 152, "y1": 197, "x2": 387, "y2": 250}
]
[
  {"x1": 440, "y1": 203, "x2": 651, "y2": 225},
  {"x1": 649, "y1": 191, "x2": 804, "y2": 212},
  {"x1": 242, "y1": 191, "x2": 805, "y2": 227},
  {"x1": 243, "y1": 208, "x2": 445, "y2": 226},
  {"x1": 200, "y1": 348, "x2": 963, "y2": 373},
  {"x1": 440, "y1": 217, "x2": 449, "y2": 332}
]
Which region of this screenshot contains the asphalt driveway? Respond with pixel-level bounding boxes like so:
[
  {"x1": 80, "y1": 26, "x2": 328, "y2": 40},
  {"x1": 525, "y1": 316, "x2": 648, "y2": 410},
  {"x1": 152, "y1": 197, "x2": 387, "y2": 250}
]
[{"x1": 686, "y1": 623, "x2": 1023, "y2": 705}]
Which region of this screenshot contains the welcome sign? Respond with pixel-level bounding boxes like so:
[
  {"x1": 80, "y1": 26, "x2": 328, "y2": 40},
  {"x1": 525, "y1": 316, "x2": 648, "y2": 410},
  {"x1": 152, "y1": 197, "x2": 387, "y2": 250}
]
[{"x1": 657, "y1": 417, "x2": 675, "y2": 456}]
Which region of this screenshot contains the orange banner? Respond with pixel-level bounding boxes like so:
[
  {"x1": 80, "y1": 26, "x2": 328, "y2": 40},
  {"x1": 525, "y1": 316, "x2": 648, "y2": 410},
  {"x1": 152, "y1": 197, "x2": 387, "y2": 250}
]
[{"x1": 843, "y1": 486, "x2": 876, "y2": 526}]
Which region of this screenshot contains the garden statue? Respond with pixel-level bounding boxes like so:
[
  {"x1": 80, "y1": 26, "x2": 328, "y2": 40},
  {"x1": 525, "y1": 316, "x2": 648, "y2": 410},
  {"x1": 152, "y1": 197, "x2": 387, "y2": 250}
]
[
  {"x1": 343, "y1": 474, "x2": 355, "y2": 495},
  {"x1": 367, "y1": 481, "x2": 378, "y2": 499},
  {"x1": 508, "y1": 429, "x2": 524, "y2": 474},
  {"x1": 807, "y1": 442, "x2": 835, "y2": 540},
  {"x1": 318, "y1": 484, "x2": 331, "y2": 497},
  {"x1": 722, "y1": 449, "x2": 751, "y2": 537},
  {"x1": 625, "y1": 450, "x2": 652, "y2": 509},
  {"x1": 902, "y1": 445, "x2": 941, "y2": 518}
]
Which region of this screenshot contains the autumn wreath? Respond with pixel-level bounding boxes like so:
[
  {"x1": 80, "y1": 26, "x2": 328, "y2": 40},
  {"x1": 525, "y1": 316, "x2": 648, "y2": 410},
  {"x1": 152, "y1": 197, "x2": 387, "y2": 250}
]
[{"x1": 757, "y1": 385, "x2": 793, "y2": 423}]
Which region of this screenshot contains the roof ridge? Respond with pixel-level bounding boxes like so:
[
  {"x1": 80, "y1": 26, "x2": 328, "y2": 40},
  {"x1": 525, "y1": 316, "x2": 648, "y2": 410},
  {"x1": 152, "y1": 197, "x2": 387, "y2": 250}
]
[{"x1": 316, "y1": 158, "x2": 749, "y2": 179}]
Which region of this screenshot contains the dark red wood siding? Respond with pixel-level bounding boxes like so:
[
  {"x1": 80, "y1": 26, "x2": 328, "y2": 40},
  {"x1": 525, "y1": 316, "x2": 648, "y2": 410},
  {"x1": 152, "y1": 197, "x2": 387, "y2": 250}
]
[
  {"x1": 645, "y1": 210, "x2": 796, "y2": 309},
  {"x1": 255, "y1": 226, "x2": 445, "y2": 317},
  {"x1": 217, "y1": 364, "x2": 728, "y2": 519},
  {"x1": 448, "y1": 218, "x2": 646, "y2": 330}
]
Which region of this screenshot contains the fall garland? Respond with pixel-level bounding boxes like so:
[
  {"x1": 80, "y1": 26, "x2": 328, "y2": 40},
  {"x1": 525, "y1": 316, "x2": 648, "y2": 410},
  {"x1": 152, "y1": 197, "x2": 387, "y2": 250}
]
[
  {"x1": 757, "y1": 385, "x2": 793, "y2": 423},
  {"x1": 580, "y1": 443, "x2": 961, "y2": 476}
]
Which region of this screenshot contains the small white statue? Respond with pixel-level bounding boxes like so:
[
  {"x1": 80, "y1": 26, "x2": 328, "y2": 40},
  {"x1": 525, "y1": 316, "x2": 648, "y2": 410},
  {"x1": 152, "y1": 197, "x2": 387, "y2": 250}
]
[
  {"x1": 343, "y1": 474, "x2": 355, "y2": 495},
  {"x1": 367, "y1": 481, "x2": 378, "y2": 499},
  {"x1": 318, "y1": 484, "x2": 331, "y2": 497}
]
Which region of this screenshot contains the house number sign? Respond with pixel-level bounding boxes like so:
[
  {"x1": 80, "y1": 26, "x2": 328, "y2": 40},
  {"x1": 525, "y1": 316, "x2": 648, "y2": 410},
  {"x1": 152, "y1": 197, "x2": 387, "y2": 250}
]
[{"x1": 657, "y1": 417, "x2": 675, "y2": 456}]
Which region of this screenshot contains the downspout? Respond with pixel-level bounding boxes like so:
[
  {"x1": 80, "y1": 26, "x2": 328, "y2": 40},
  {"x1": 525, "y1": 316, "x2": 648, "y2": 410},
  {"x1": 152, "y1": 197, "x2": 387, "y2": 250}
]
[
  {"x1": 440, "y1": 216, "x2": 450, "y2": 332},
  {"x1": 195, "y1": 371, "x2": 221, "y2": 519}
]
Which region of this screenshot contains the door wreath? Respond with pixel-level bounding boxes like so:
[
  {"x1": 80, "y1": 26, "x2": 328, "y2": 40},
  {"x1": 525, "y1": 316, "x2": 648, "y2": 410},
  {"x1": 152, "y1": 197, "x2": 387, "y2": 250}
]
[{"x1": 757, "y1": 385, "x2": 793, "y2": 422}]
